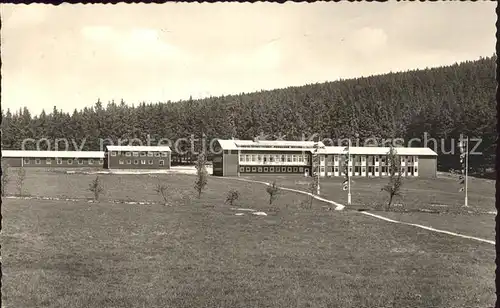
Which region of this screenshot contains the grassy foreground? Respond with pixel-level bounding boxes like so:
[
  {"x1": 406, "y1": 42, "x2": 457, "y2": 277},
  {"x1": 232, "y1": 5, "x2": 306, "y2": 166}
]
[
  {"x1": 1, "y1": 169, "x2": 495, "y2": 307},
  {"x1": 241, "y1": 174, "x2": 495, "y2": 213}
]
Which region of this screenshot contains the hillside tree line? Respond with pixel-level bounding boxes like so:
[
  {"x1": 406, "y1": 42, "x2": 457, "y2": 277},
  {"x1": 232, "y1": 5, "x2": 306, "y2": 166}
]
[{"x1": 1, "y1": 56, "x2": 496, "y2": 175}]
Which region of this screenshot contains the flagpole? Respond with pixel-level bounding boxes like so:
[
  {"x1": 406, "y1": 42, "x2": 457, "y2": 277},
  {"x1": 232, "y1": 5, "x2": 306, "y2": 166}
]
[
  {"x1": 316, "y1": 140, "x2": 320, "y2": 195},
  {"x1": 465, "y1": 136, "x2": 468, "y2": 207},
  {"x1": 348, "y1": 138, "x2": 351, "y2": 205}
]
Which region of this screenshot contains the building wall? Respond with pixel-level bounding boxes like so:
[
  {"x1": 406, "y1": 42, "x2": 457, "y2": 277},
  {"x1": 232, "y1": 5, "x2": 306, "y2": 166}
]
[
  {"x1": 318, "y1": 154, "x2": 435, "y2": 178},
  {"x1": 237, "y1": 150, "x2": 312, "y2": 176},
  {"x1": 210, "y1": 147, "x2": 437, "y2": 179},
  {"x1": 222, "y1": 150, "x2": 239, "y2": 176},
  {"x1": 2, "y1": 157, "x2": 104, "y2": 168},
  {"x1": 417, "y1": 156, "x2": 437, "y2": 178},
  {"x1": 107, "y1": 151, "x2": 171, "y2": 169},
  {"x1": 212, "y1": 154, "x2": 224, "y2": 176},
  {"x1": 2, "y1": 157, "x2": 22, "y2": 167}
]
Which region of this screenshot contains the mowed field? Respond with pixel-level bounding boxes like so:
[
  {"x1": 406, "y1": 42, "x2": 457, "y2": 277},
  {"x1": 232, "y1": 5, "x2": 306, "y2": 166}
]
[
  {"x1": 241, "y1": 173, "x2": 496, "y2": 242},
  {"x1": 1, "y1": 168, "x2": 495, "y2": 308}
]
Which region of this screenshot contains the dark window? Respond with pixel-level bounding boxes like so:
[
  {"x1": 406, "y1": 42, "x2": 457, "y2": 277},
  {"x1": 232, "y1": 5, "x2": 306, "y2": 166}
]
[
  {"x1": 148, "y1": 160, "x2": 154, "y2": 165},
  {"x1": 270, "y1": 167, "x2": 275, "y2": 172},
  {"x1": 293, "y1": 167, "x2": 298, "y2": 172},
  {"x1": 240, "y1": 166, "x2": 245, "y2": 172},
  {"x1": 251, "y1": 167, "x2": 256, "y2": 172},
  {"x1": 264, "y1": 167, "x2": 268, "y2": 172},
  {"x1": 134, "y1": 160, "x2": 139, "y2": 165},
  {"x1": 35, "y1": 159, "x2": 41, "y2": 164},
  {"x1": 24, "y1": 158, "x2": 30, "y2": 164},
  {"x1": 258, "y1": 167, "x2": 262, "y2": 172},
  {"x1": 287, "y1": 167, "x2": 292, "y2": 172},
  {"x1": 246, "y1": 167, "x2": 251, "y2": 172},
  {"x1": 159, "y1": 160, "x2": 165, "y2": 166}
]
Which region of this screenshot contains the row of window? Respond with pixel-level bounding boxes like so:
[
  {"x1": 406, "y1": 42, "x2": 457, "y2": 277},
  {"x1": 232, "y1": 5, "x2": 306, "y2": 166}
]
[
  {"x1": 238, "y1": 154, "x2": 419, "y2": 164},
  {"x1": 237, "y1": 145, "x2": 316, "y2": 149},
  {"x1": 118, "y1": 159, "x2": 166, "y2": 166},
  {"x1": 240, "y1": 166, "x2": 305, "y2": 173},
  {"x1": 237, "y1": 165, "x2": 419, "y2": 175},
  {"x1": 110, "y1": 151, "x2": 168, "y2": 157},
  {"x1": 240, "y1": 154, "x2": 310, "y2": 164},
  {"x1": 24, "y1": 158, "x2": 104, "y2": 165},
  {"x1": 329, "y1": 166, "x2": 418, "y2": 174},
  {"x1": 327, "y1": 155, "x2": 418, "y2": 163}
]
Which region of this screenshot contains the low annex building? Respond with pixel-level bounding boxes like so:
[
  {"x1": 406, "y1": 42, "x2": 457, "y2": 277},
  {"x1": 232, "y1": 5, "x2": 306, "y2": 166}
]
[
  {"x1": 2, "y1": 150, "x2": 105, "y2": 168},
  {"x1": 212, "y1": 139, "x2": 438, "y2": 178},
  {"x1": 105, "y1": 145, "x2": 171, "y2": 170}
]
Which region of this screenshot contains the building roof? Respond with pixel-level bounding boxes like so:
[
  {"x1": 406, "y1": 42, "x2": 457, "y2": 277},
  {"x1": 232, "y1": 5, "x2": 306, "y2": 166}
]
[
  {"x1": 318, "y1": 146, "x2": 438, "y2": 156},
  {"x1": 215, "y1": 139, "x2": 437, "y2": 156},
  {"x1": 106, "y1": 145, "x2": 171, "y2": 152},
  {"x1": 217, "y1": 139, "x2": 325, "y2": 151},
  {"x1": 216, "y1": 139, "x2": 239, "y2": 150},
  {"x1": 2, "y1": 150, "x2": 105, "y2": 158}
]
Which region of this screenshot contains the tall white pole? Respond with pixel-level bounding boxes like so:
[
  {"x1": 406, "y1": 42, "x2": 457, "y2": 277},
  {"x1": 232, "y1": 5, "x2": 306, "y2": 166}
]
[
  {"x1": 347, "y1": 138, "x2": 351, "y2": 205},
  {"x1": 238, "y1": 149, "x2": 241, "y2": 177},
  {"x1": 465, "y1": 136, "x2": 468, "y2": 207},
  {"x1": 315, "y1": 141, "x2": 320, "y2": 195}
]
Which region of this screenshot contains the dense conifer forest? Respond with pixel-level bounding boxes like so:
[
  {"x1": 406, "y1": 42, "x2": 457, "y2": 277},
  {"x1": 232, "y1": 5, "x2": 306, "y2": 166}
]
[{"x1": 1, "y1": 55, "x2": 496, "y2": 175}]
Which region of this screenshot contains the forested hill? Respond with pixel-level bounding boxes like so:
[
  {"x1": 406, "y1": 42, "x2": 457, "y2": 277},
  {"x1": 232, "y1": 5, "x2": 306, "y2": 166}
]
[{"x1": 1, "y1": 55, "x2": 496, "y2": 174}]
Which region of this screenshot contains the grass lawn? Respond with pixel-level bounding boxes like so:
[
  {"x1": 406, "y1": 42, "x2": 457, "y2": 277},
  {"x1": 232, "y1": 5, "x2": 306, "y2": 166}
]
[
  {"x1": 372, "y1": 211, "x2": 495, "y2": 242},
  {"x1": 239, "y1": 174, "x2": 495, "y2": 239},
  {"x1": 1, "y1": 168, "x2": 495, "y2": 307},
  {"x1": 240, "y1": 174, "x2": 495, "y2": 214}
]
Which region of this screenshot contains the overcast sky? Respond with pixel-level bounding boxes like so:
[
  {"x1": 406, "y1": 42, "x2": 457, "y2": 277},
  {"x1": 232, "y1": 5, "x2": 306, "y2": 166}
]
[{"x1": 1, "y1": 2, "x2": 496, "y2": 114}]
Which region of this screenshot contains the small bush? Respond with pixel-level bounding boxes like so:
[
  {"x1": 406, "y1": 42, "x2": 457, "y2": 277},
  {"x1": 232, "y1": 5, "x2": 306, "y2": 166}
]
[
  {"x1": 1, "y1": 162, "x2": 10, "y2": 196},
  {"x1": 300, "y1": 198, "x2": 313, "y2": 210},
  {"x1": 225, "y1": 189, "x2": 240, "y2": 206},
  {"x1": 381, "y1": 146, "x2": 403, "y2": 210},
  {"x1": 154, "y1": 181, "x2": 169, "y2": 206},
  {"x1": 194, "y1": 153, "x2": 208, "y2": 198},
  {"x1": 16, "y1": 167, "x2": 27, "y2": 196},
  {"x1": 88, "y1": 176, "x2": 104, "y2": 202},
  {"x1": 266, "y1": 181, "x2": 280, "y2": 205}
]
